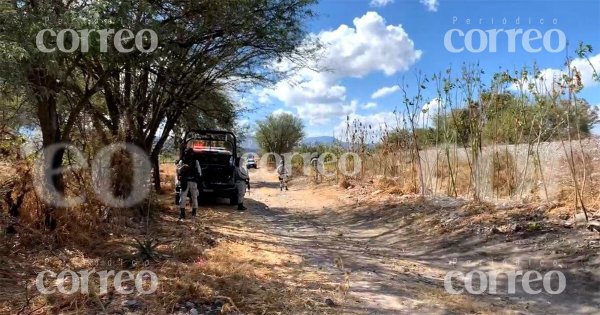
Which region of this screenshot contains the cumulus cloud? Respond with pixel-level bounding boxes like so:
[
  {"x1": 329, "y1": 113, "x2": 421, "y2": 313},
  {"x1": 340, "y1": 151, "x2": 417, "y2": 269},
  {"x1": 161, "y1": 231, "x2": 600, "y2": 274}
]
[
  {"x1": 270, "y1": 71, "x2": 346, "y2": 108},
  {"x1": 259, "y1": 12, "x2": 421, "y2": 125},
  {"x1": 371, "y1": 85, "x2": 400, "y2": 99},
  {"x1": 511, "y1": 68, "x2": 563, "y2": 94},
  {"x1": 362, "y1": 102, "x2": 378, "y2": 109},
  {"x1": 237, "y1": 118, "x2": 250, "y2": 127},
  {"x1": 510, "y1": 54, "x2": 600, "y2": 93},
  {"x1": 420, "y1": 0, "x2": 439, "y2": 12},
  {"x1": 369, "y1": 0, "x2": 394, "y2": 8},
  {"x1": 319, "y1": 12, "x2": 422, "y2": 77},
  {"x1": 571, "y1": 53, "x2": 600, "y2": 87},
  {"x1": 334, "y1": 111, "x2": 398, "y2": 138},
  {"x1": 297, "y1": 101, "x2": 357, "y2": 125},
  {"x1": 419, "y1": 98, "x2": 443, "y2": 126},
  {"x1": 272, "y1": 108, "x2": 294, "y2": 116},
  {"x1": 265, "y1": 70, "x2": 350, "y2": 125},
  {"x1": 332, "y1": 98, "x2": 443, "y2": 139}
]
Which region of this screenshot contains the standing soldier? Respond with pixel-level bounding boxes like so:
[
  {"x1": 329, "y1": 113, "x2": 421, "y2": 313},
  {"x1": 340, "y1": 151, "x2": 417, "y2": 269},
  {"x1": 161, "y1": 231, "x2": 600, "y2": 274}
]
[
  {"x1": 177, "y1": 148, "x2": 202, "y2": 220},
  {"x1": 276, "y1": 159, "x2": 288, "y2": 191},
  {"x1": 310, "y1": 153, "x2": 320, "y2": 183},
  {"x1": 234, "y1": 157, "x2": 249, "y2": 211}
]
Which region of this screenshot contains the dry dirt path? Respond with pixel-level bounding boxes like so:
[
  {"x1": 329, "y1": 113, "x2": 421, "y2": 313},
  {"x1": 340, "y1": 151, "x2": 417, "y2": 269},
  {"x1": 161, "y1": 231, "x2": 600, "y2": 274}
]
[{"x1": 206, "y1": 168, "x2": 600, "y2": 315}]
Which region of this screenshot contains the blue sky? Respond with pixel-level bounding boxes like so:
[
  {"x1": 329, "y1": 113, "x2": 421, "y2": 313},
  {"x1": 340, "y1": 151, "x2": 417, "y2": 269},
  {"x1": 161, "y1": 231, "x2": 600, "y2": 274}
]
[{"x1": 241, "y1": 0, "x2": 600, "y2": 137}]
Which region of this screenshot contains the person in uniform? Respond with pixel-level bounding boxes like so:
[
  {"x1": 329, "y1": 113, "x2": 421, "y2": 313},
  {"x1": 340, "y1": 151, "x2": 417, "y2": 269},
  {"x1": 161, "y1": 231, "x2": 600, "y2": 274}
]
[
  {"x1": 177, "y1": 148, "x2": 202, "y2": 219},
  {"x1": 276, "y1": 159, "x2": 288, "y2": 191},
  {"x1": 310, "y1": 153, "x2": 320, "y2": 183},
  {"x1": 234, "y1": 157, "x2": 249, "y2": 211}
]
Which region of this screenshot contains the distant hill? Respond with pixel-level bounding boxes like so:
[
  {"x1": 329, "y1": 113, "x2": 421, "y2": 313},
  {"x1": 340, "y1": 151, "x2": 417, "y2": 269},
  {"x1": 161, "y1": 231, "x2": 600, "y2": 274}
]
[
  {"x1": 303, "y1": 136, "x2": 351, "y2": 149},
  {"x1": 302, "y1": 136, "x2": 337, "y2": 145},
  {"x1": 240, "y1": 136, "x2": 260, "y2": 153},
  {"x1": 240, "y1": 135, "x2": 349, "y2": 153}
]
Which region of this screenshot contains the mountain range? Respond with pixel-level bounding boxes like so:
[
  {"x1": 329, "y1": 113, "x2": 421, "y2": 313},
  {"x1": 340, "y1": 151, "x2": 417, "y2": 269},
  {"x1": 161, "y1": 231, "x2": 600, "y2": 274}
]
[{"x1": 240, "y1": 136, "x2": 345, "y2": 152}]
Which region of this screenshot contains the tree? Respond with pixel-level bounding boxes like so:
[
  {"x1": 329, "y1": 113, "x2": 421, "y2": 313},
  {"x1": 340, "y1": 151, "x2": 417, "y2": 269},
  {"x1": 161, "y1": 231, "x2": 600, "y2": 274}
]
[
  {"x1": 433, "y1": 108, "x2": 472, "y2": 145},
  {"x1": 0, "y1": 0, "x2": 317, "y2": 226},
  {"x1": 432, "y1": 94, "x2": 598, "y2": 145},
  {"x1": 255, "y1": 113, "x2": 305, "y2": 154},
  {"x1": 382, "y1": 128, "x2": 436, "y2": 149}
]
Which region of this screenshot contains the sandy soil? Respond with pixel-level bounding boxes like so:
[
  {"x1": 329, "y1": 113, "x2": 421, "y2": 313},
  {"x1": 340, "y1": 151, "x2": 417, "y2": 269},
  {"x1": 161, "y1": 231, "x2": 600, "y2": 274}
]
[
  {"x1": 2, "y1": 163, "x2": 599, "y2": 314},
  {"x1": 204, "y1": 167, "x2": 600, "y2": 314}
]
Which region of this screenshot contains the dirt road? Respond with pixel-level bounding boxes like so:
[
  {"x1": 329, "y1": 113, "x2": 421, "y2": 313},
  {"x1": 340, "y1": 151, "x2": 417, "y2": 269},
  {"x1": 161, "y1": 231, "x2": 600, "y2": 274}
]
[{"x1": 204, "y1": 167, "x2": 600, "y2": 314}]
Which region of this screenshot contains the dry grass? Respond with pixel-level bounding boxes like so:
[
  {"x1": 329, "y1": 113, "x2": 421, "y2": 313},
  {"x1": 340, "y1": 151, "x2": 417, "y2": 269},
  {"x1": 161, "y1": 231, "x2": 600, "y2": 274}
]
[
  {"x1": 413, "y1": 285, "x2": 502, "y2": 315},
  {"x1": 557, "y1": 151, "x2": 600, "y2": 216},
  {"x1": 433, "y1": 152, "x2": 472, "y2": 197},
  {"x1": 491, "y1": 150, "x2": 517, "y2": 197},
  {"x1": 160, "y1": 163, "x2": 177, "y2": 193},
  {"x1": 374, "y1": 176, "x2": 416, "y2": 195},
  {"x1": 148, "y1": 239, "x2": 323, "y2": 314},
  {"x1": 338, "y1": 177, "x2": 352, "y2": 189},
  {"x1": 1, "y1": 163, "x2": 330, "y2": 314}
]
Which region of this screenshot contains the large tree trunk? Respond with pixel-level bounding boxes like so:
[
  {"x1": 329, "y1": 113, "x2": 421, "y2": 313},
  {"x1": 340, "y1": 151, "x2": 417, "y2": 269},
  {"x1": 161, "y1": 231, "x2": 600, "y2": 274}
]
[
  {"x1": 29, "y1": 67, "x2": 64, "y2": 230},
  {"x1": 38, "y1": 100, "x2": 64, "y2": 230}
]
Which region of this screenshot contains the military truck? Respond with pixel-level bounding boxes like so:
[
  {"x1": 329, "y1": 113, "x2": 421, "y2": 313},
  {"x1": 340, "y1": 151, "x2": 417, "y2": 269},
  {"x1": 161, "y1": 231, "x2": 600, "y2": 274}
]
[{"x1": 175, "y1": 130, "x2": 239, "y2": 206}]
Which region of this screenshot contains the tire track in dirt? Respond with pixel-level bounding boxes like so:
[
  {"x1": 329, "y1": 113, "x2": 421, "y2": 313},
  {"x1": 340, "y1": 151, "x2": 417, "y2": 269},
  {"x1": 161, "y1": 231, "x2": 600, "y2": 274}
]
[{"x1": 209, "y1": 168, "x2": 600, "y2": 314}]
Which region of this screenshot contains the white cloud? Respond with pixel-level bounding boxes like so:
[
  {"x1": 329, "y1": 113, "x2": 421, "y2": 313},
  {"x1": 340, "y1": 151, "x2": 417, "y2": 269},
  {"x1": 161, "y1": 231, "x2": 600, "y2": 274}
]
[
  {"x1": 420, "y1": 0, "x2": 439, "y2": 12},
  {"x1": 297, "y1": 100, "x2": 357, "y2": 125},
  {"x1": 419, "y1": 98, "x2": 443, "y2": 126},
  {"x1": 511, "y1": 68, "x2": 563, "y2": 94},
  {"x1": 510, "y1": 54, "x2": 600, "y2": 93},
  {"x1": 259, "y1": 12, "x2": 422, "y2": 126},
  {"x1": 265, "y1": 70, "x2": 351, "y2": 125},
  {"x1": 571, "y1": 53, "x2": 600, "y2": 87},
  {"x1": 269, "y1": 71, "x2": 346, "y2": 109},
  {"x1": 318, "y1": 12, "x2": 422, "y2": 77},
  {"x1": 363, "y1": 102, "x2": 378, "y2": 109},
  {"x1": 272, "y1": 108, "x2": 294, "y2": 116},
  {"x1": 334, "y1": 111, "x2": 398, "y2": 139},
  {"x1": 256, "y1": 89, "x2": 271, "y2": 104},
  {"x1": 331, "y1": 98, "x2": 443, "y2": 139},
  {"x1": 237, "y1": 118, "x2": 250, "y2": 127},
  {"x1": 371, "y1": 85, "x2": 400, "y2": 99},
  {"x1": 369, "y1": 0, "x2": 394, "y2": 8}
]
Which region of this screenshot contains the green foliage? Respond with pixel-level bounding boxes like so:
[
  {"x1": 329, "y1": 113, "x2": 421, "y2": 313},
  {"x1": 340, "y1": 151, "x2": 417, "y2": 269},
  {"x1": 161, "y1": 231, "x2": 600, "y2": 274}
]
[
  {"x1": 433, "y1": 93, "x2": 598, "y2": 145},
  {"x1": 295, "y1": 142, "x2": 346, "y2": 156},
  {"x1": 131, "y1": 236, "x2": 162, "y2": 262},
  {"x1": 0, "y1": 0, "x2": 318, "y2": 195},
  {"x1": 382, "y1": 128, "x2": 438, "y2": 149},
  {"x1": 526, "y1": 222, "x2": 541, "y2": 232},
  {"x1": 255, "y1": 113, "x2": 305, "y2": 154},
  {"x1": 0, "y1": 0, "x2": 317, "y2": 149},
  {"x1": 433, "y1": 108, "x2": 472, "y2": 145}
]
